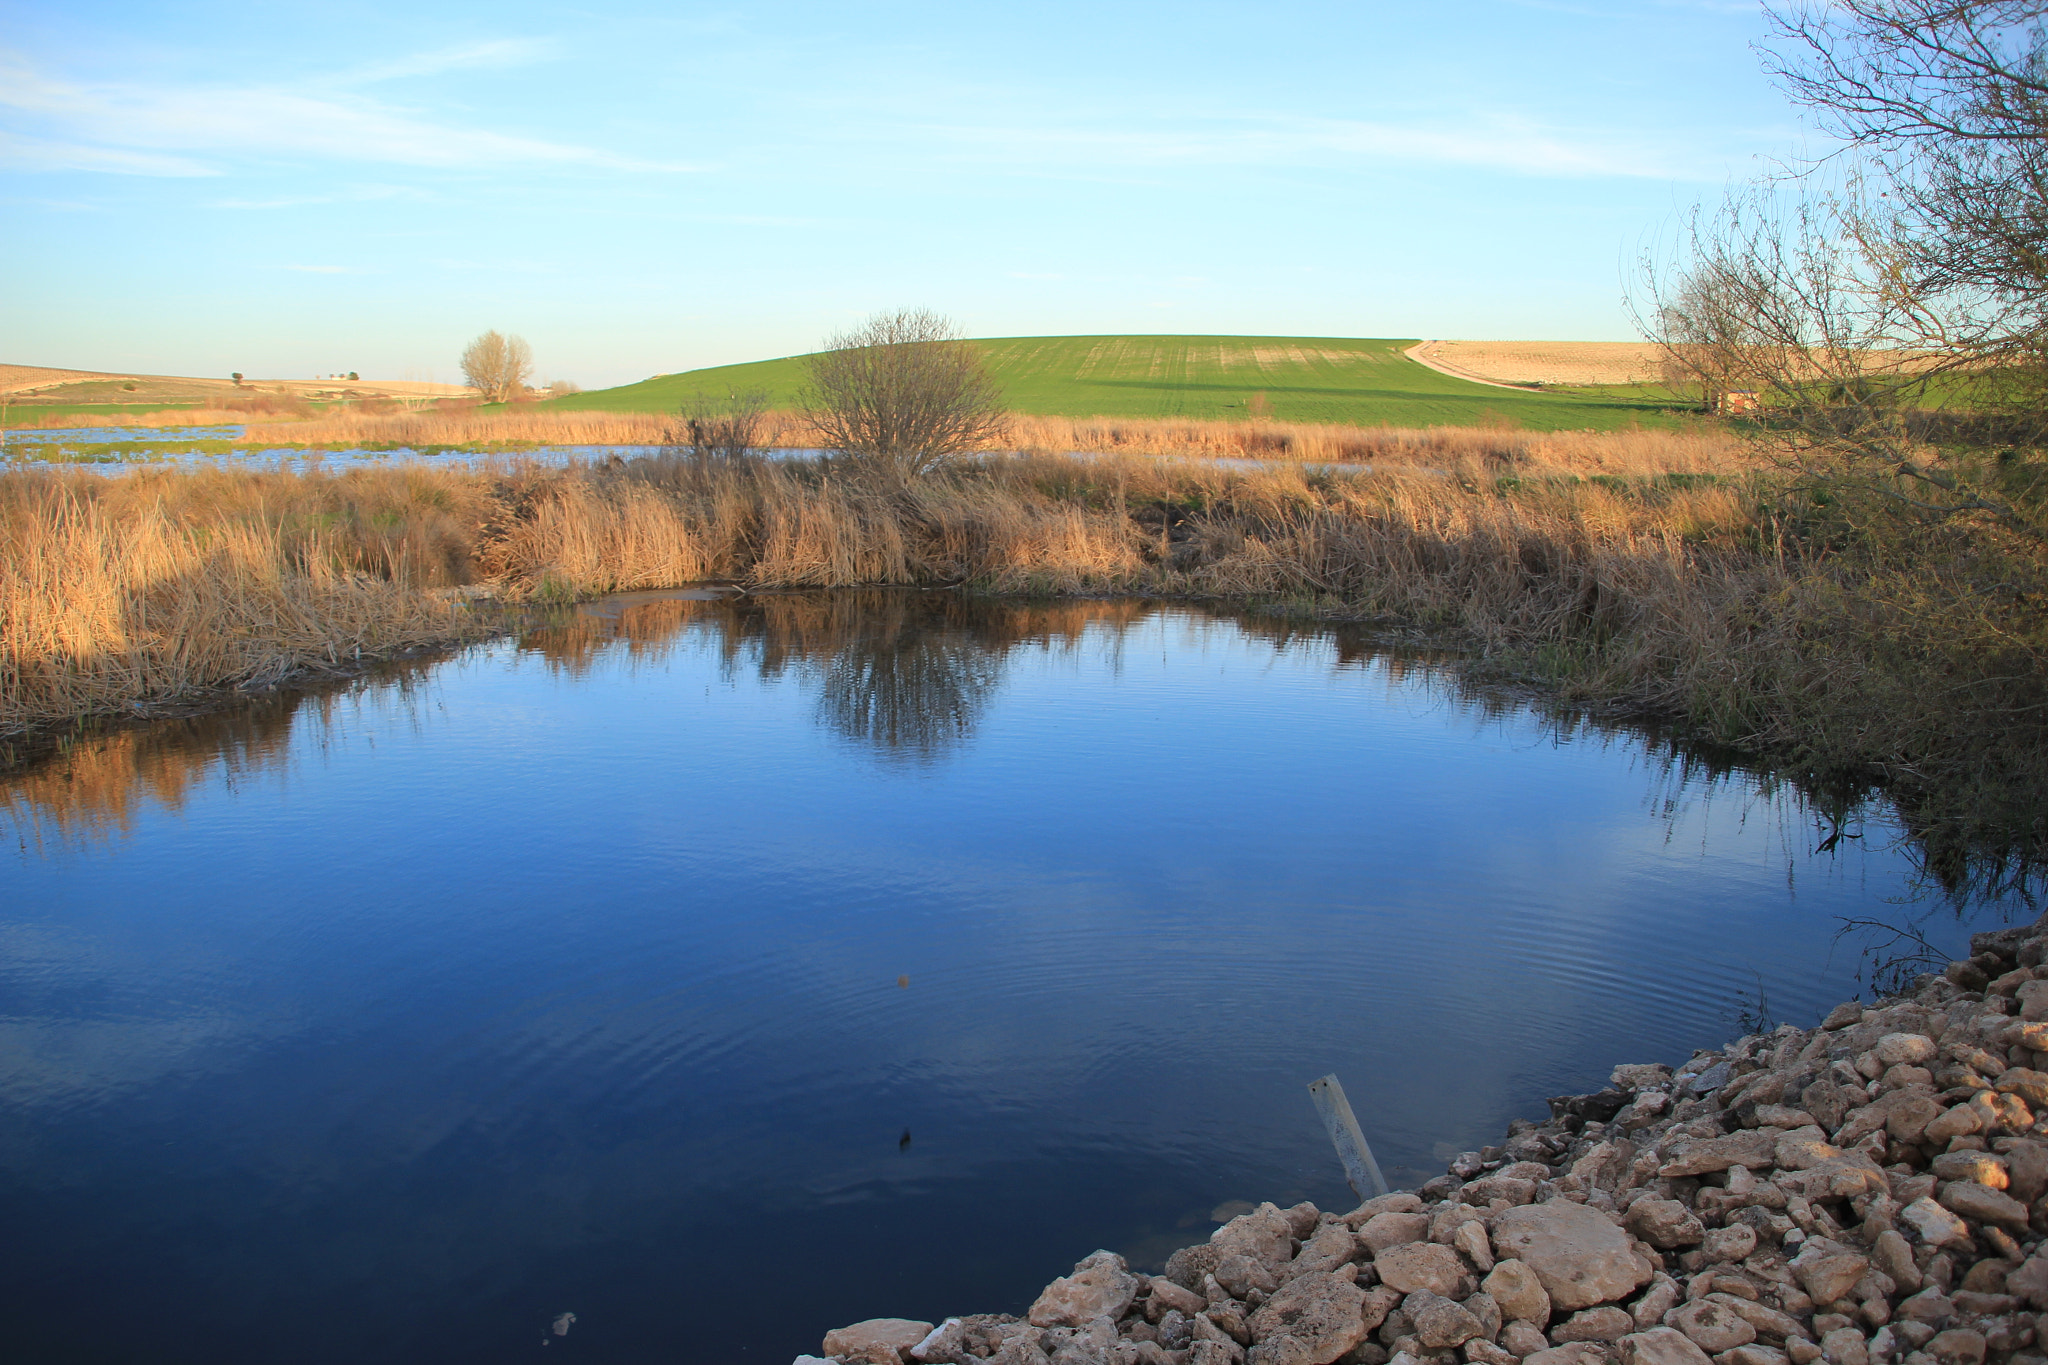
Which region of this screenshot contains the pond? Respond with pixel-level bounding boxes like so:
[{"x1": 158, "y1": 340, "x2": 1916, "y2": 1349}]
[{"x1": 0, "y1": 591, "x2": 2028, "y2": 1363}]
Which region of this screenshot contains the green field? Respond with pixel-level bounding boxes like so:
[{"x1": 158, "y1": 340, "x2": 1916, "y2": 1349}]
[{"x1": 551, "y1": 335, "x2": 1688, "y2": 431}]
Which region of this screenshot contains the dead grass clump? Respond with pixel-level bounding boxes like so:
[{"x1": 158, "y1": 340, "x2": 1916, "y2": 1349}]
[
  {"x1": 221, "y1": 392, "x2": 315, "y2": 418},
  {"x1": 0, "y1": 467, "x2": 496, "y2": 735}
]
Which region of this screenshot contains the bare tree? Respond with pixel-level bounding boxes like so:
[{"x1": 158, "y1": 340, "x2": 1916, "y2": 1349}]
[
  {"x1": 1638, "y1": 2, "x2": 2048, "y2": 542},
  {"x1": 1644, "y1": 186, "x2": 2048, "y2": 543},
  {"x1": 460, "y1": 330, "x2": 534, "y2": 403},
  {"x1": 802, "y1": 309, "x2": 1006, "y2": 479},
  {"x1": 1762, "y1": 2, "x2": 2048, "y2": 388}
]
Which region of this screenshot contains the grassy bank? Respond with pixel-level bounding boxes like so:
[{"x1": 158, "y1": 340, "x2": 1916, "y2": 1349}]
[
  {"x1": 550, "y1": 334, "x2": 1687, "y2": 431},
  {"x1": 3, "y1": 435, "x2": 2041, "y2": 867}
]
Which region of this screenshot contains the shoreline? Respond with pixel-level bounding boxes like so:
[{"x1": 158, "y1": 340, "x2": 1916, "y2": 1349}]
[{"x1": 814, "y1": 914, "x2": 2048, "y2": 1365}]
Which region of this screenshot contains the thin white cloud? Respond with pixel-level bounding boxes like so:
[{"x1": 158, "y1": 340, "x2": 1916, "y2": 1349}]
[
  {"x1": 0, "y1": 131, "x2": 215, "y2": 177},
  {"x1": 335, "y1": 38, "x2": 555, "y2": 86},
  {"x1": 210, "y1": 184, "x2": 434, "y2": 210},
  {"x1": 0, "y1": 51, "x2": 696, "y2": 177},
  {"x1": 913, "y1": 111, "x2": 1711, "y2": 181}
]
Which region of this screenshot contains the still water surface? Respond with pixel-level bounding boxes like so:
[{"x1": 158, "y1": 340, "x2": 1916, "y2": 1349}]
[{"x1": 0, "y1": 592, "x2": 2024, "y2": 1363}]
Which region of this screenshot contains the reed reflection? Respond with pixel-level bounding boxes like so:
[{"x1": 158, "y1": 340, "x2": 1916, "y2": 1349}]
[
  {"x1": 1, "y1": 675, "x2": 431, "y2": 850},
  {"x1": 7, "y1": 588, "x2": 2036, "y2": 909}
]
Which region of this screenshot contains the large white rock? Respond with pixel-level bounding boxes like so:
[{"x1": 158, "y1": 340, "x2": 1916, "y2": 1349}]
[
  {"x1": 1491, "y1": 1201, "x2": 1653, "y2": 1311},
  {"x1": 821, "y1": 1318, "x2": 936, "y2": 1361},
  {"x1": 1027, "y1": 1250, "x2": 1140, "y2": 1328},
  {"x1": 1246, "y1": 1269, "x2": 1370, "y2": 1364},
  {"x1": 1620, "y1": 1328, "x2": 1717, "y2": 1365}
]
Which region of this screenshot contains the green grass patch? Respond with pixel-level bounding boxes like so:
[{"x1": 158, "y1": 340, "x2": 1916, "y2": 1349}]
[
  {"x1": 549, "y1": 334, "x2": 1687, "y2": 432},
  {"x1": 3, "y1": 402, "x2": 211, "y2": 423}
]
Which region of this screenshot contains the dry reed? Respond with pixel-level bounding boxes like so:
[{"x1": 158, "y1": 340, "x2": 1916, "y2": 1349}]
[
  {"x1": 0, "y1": 466, "x2": 494, "y2": 736},
  {"x1": 4, "y1": 441, "x2": 2041, "y2": 866}
]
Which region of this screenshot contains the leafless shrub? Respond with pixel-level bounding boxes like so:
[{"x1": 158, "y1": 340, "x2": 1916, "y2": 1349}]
[
  {"x1": 802, "y1": 309, "x2": 1007, "y2": 480},
  {"x1": 664, "y1": 389, "x2": 770, "y2": 463}
]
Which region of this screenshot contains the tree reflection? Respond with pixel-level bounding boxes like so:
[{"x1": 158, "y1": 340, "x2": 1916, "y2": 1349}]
[{"x1": 810, "y1": 609, "x2": 1004, "y2": 763}]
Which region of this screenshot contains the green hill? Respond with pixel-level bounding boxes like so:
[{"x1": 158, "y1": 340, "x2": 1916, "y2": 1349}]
[{"x1": 551, "y1": 334, "x2": 1685, "y2": 431}]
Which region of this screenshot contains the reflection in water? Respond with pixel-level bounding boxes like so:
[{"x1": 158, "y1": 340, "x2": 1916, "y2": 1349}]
[
  {"x1": 4, "y1": 587, "x2": 2045, "y2": 1365},
  {"x1": 7, "y1": 589, "x2": 2042, "y2": 910},
  {"x1": 1, "y1": 671, "x2": 436, "y2": 849},
  {"x1": 523, "y1": 590, "x2": 1157, "y2": 763}
]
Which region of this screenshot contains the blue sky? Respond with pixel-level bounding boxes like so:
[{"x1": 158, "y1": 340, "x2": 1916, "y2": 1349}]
[{"x1": 1, "y1": 0, "x2": 1800, "y2": 388}]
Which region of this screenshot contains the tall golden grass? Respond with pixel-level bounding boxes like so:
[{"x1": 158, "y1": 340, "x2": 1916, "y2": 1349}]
[
  {"x1": 4, "y1": 442, "x2": 2042, "y2": 864},
  {"x1": 0, "y1": 466, "x2": 492, "y2": 736}
]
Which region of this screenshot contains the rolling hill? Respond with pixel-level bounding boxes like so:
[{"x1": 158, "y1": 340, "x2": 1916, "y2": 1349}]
[{"x1": 550, "y1": 335, "x2": 1685, "y2": 432}]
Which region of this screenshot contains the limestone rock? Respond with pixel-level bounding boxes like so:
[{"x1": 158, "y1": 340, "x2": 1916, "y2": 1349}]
[
  {"x1": 1167, "y1": 1244, "x2": 1225, "y2": 1292},
  {"x1": 1523, "y1": 1346, "x2": 1609, "y2": 1365},
  {"x1": 1344, "y1": 1194, "x2": 1426, "y2": 1228},
  {"x1": 1820, "y1": 1327, "x2": 1869, "y2": 1365},
  {"x1": 1927, "y1": 1153, "x2": 2007, "y2": 1188},
  {"x1": 823, "y1": 1319, "x2": 939, "y2": 1361},
  {"x1": 1922, "y1": 1106, "x2": 1984, "y2": 1146},
  {"x1": 1455, "y1": 1221, "x2": 1496, "y2": 1274},
  {"x1": 1360, "y1": 1214, "x2": 1433, "y2": 1253},
  {"x1": 2005, "y1": 1254, "x2": 2048, "y2": 1310},
  {"x1": 1997, "y1": 1068, "x2": 2048, "y2": 1106},
  {"x1": 1897, "y1": 1198, "x2": 1970, "y2": 1248},
  {"x1": 1245, "y1": 1271, "x2": 1369, "y2": 1364},
  {"x1": 1793, "y1": 1250, "x2": 1871, "y2": 1308},
  {"x1": 1619, "y1": 1328, "x2": 1716, "y2": 1365},
  {"x1": 1658, "y1": 1131, "x2": 1779, "y2": 1178},
  {"x1": 1874, "y1": 1035, "x2": 1937, "y2": 1068},
  {"x1": 1215, "y1": 1206, "x2": 1299, "y2": 1274},
  {"x1": 1935, "y1": 1181, "x2": 2029, "y2": 1229},
  {"x1": 1625, "y1": 1199, "x2": 1705, "y2": 1249},
  {"x1": 1552, "y1": 1307, "x2": 1634, "y2": 1342},
  {"x1": 1483, "y1": 1259, "x2": 1553, "y2": 1326},
  {"x1": 1461, "y1": 1177, "x2": 1539, "y2": 1207},
  {"x1": 1150, "y1": 1277, "x2": 1209, "y2": 1318},
  {"x1": 1894, "y1": 1290, "x2": 1953, "y2": 1327},
  {"x1": 1375, "y1": 1244, "x2": 1468, "y2": 1297},
  {"x1": 1405, "y1": 1291, "x2": 1484, "y2": 1350},
  {"x1": 1870, "y1": 1231, "x2": 1922, "y2": 1296},
  {"x1": 1924, "y1": 1330, "x2": 1985, "y2": 1365},
  {"x1": 1503, "y1": 1321, "x2": 1552, "y2": 1357},
  {"x1": 1614, "y1": 1064, "x2": 1676, "y2": 1091},
  {"x1": 1668, "y1": 1298, "x2": 1757, "y2": 1353},
  {"x1": 1630, "y1": 1275, "x2": 1681, "y2": 1330},
  {"x1": 1218, "y1": 1254, "x2": 1280, "y2": 1299},
  {"x1": 1721, "y1": 1347, "x2": 1791, "y2": 1365},
  {"x1": 1464, "y1": 1291, "x2": 1502, "y2": 1343},
  {"x1": 2004, "y1": 1140, "x2": 2048, "y2": 1202},
  {"x1": 1492, "y1": 1201, "x2": 1653, "y2": 1311},
  {"x1": 1701, "y1": 1225, "x2": 1757, "y2": 1264},
  {"x1": 911, "y1": 1319, "x2": 967, "y2": 1363},
  {"x1": 1029, "y1": 1252, "x2": 1141, "y2": 1328}
]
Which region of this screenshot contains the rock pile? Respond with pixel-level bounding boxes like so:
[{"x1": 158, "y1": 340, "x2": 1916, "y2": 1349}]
[{"x1": 811, "y1": 914, "x2": 2048, "y2": 1365}]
